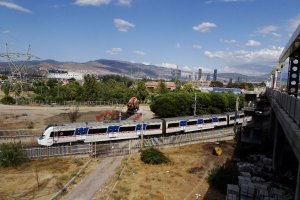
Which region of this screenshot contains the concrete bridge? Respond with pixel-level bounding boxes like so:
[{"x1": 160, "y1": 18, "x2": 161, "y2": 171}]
[{"x1": 267, "y1": 24, "x2": 300, "y2": 199}]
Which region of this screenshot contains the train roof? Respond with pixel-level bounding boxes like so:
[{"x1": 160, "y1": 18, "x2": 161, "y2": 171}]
[
  {"x1": 163, "y1": 113, "x2": 228, "y2": 122},
  {"x1": 47, "y1": 118, "x2": 162, "y2": 130}
]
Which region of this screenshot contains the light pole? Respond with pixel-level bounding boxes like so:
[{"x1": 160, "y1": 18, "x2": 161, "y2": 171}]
[
  {"x1": 193, "y1": 93, "x2": 197, "y2": 116},
  {"x1": 141, "y1": 109, "x2": 144, "y2": 148}
]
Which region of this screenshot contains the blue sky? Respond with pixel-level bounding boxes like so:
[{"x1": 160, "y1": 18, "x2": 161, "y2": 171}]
[{"x1": 0, "y1": 0, "x2": 300, "y2": 76}]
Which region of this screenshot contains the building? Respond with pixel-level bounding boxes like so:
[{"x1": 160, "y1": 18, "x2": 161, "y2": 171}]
[
  {"x1": 206, "y1": 73, "x2": 211, "y2": 81},
  {"x1": 213, "y1": 69, "x2": 217, "y2": 81},
  {"x1": 47, "y1": 69, "x2": 84, "y2": 81},
  {"x1": 171, "y1": 68, "x2": 181, "y2": 81},
  {"x1": 198, "y1": 68, "x2": 202, "y2": 80},
  {"x1": 145, "y1": 81, "x2": 176, "y2": 91},
  {"x1": 229, "y1": 78, "x2": 233, "y2": 84}
]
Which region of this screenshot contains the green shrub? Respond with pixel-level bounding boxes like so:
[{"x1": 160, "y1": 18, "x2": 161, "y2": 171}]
[
  {"x1": 0, "y1": 95, "x2": 16, "y2": 105},
  {"x1": 207, "y1": 160, "x2": 239, "y2": 194},
  {"x1": 0, "y1": 142, "x2": 27, "y2": 167},
  {"x1": 140, "y1": 147, "x2": 170, "y2": 165}
]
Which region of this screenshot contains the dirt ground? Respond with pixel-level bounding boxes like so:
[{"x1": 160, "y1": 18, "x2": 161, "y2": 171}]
[
  {"x1": 0, "y1": 156, "x2": 101, "y2": 200},
  {"x1": 0, "y1": 104, "x2": 154, "y2": 130},
  {"x1": 94, "y1": 141, "x2": 235, "y2": 200}
]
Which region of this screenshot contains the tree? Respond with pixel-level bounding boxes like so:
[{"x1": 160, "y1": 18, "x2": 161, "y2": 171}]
[
  {"x1": 150, "y1": 92, "x2": 193, "y2": 117},
  {"x1": 156, "y1": 81, "x2": 169, "y2": 94},
  {"x1": 47, "y1": 79, "x2": 58, "y2": 89},
  {"x1": 13, "y1": 83, "x2": 22, "y2": 98},
  {"x1": 0, "y1": 142, "x2": 27, "y2": 167},
  {"x1": 82, "y1": 75, "x2": 100, "y2": 101},
  {"x1": 0, "y1": 75, "x2": 8, "y2": 80},
  {"x1": 1, "y1": 82, "x2": 10, "y2": 96},
  {"x1": 135, "y1": 81, "x2": 149, "y2": 101},
  {"x1": 209, "y1": 92, "x2": 228, "y2": 113},
  {"x1": 210, "y1": 81, "x2": 224, "y2": 88},
  {"x1": 181, "y1": 82, "x2": 194, "y2": 92}
]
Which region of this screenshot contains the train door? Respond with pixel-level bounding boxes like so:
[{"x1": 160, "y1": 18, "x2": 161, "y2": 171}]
[
  {"x1": 136, "y1": 123, "x2": 147, "y2": 136},
  {"x1": 75, "y1": 127, "x2": 89, "y2": 141},
  {"x1": 197, "y1": 119, "x2": 204, "y2": 129},
  {"x1": 212, "y1": 117, "x2": 219, "y2": 126},
  {"x1": 107, "y1": 125, "x2": 120, "y2": 138},
  {"x1": 179, "y1": 120, "x2": 187, "y2": 131}
]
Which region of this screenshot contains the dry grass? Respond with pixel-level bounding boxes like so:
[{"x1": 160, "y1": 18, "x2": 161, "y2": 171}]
[
  {"x1": 0, "y1": 156, "x2": 94, "y2": 200},
  {"x1": 94, "y1": 141, "x2": 235, "y2": 200},
  {"x1": 0, "y1": 104, "x2": 153, "y2": 130}
]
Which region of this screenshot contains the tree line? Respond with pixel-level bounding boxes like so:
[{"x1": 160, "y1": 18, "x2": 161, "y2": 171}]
[{"x1": 1, "y1": 75, "x2": 245, "y2": 117}]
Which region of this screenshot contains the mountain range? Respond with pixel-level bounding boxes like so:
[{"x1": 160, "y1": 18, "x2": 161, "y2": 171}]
[{"x1": 0, "y1": 59, "x2": 268, "y2": 82}]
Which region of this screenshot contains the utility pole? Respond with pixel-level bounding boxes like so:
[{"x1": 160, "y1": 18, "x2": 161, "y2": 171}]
[
  {"x1": 234, "y1": 96, "x2": 240, "y2": 134},
  {"x1": 193, "y1": 93, "x2": 197, "y2": 116},
  {"x1": 141, "y1": 109, "x2": 144, "y2": 148}
]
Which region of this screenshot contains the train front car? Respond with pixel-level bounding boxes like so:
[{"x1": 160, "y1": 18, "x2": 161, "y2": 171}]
[
  {"x1": 37, "y1": 124, "x2": 79, "y2": 146},
  {"x1": 37, "y1": 125, "x2": 55, "y2": 146}
]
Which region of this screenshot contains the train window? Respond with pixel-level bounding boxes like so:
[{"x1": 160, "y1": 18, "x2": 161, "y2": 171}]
[
  {"x1": 168, "y1": 122, "x2": 179, "y2": 128},
  {"x1": 88, "y1": 128, "x2": 107, "y2": 134},
  {"x1": 230, "y1": 116, "x2": 235, "y2": 120},
  {"x1": 219, "y1": 118, "x2": 227, "y2": 122},
  {"x1": 204, "y1": 119, "x2": 212, "y2": 123},
  {"x1": 50, "y1": 130, "x2": 74, "y2": 137},
  {"x1": 147, "y1": 124, "x2": 161, "y2": 130},
  {"x1": 119, "y1": 126, "x2": 136, "y2": 132},
  {"x1": 187, "y1": 120, "x2": 197, "y2": 125}
]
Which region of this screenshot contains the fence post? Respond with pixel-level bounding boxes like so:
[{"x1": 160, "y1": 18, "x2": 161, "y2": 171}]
[{"x1": 129, "y1": 140, "x2": 131, "y2": 155}]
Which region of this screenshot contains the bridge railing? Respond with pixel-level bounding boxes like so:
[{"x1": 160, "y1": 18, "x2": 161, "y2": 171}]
[{"x1": 266, "y1": 88, "x2": 300, "y2": 127}]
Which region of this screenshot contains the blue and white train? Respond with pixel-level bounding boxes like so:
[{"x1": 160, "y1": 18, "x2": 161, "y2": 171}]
[{"x1": 37, "y1": 112, "x2": 251, "y2": 146}]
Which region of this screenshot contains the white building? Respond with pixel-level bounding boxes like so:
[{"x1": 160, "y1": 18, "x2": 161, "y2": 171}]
[{"x1": 47, "y1": 71, "x2": 84, "y2": 81}]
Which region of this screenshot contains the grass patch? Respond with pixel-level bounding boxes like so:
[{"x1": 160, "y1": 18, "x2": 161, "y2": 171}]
[
  {"x1": 140, "y1": 147, "x2": 170, "y2": 165},
  {"x1": 207, "y1": 159, "x2": 239, "y2": 194}
]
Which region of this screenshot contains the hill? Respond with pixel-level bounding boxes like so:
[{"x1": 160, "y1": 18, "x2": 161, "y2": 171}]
[{"x1": 0, "y1": 59, "x2": 267, "y2": 82}]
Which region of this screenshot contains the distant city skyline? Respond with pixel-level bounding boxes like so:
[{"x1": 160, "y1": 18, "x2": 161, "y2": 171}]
[{"x1": 0, "y1": 0, "x2": 300, "y2": 76}]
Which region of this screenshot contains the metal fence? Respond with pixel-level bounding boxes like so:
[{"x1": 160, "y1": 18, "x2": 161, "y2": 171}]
[
  {"x1": 266, "y1": 88, "x2": 300, "y2": 127},
  {"x1": 24, "y1": 127, "x2": 234, "y2": 159},
  {"x1": 0, "y1": 129, "x2": 42, "y2": 144},
  {"x1": 14, "y1": 100, "x2": 149, "y2": 106}
]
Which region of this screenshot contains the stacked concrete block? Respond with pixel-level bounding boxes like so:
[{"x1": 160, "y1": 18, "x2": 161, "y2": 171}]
[
  {"x1": 226, "y1": 154, "x2": 295, "y2": 200},
  {"x1": 226, "y1": 184, "x2": 240, "y2": 200}
]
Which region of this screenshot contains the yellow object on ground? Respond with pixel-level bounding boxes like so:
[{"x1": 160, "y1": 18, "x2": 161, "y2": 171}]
[{"x1": 214, "y1": 147, "x2": 222, "y2": 156}]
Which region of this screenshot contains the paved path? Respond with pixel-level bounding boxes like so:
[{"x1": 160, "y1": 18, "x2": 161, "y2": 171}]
[{"x1": 63, "y1": 156, "x2": 123, "y2": 200}]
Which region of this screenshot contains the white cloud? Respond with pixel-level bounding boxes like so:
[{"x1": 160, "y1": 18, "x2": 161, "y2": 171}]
[
  {"x1": 159, "y1": 63, "x2": 177, "y2": 69},
  {"x1": 257, "y1": 25, "x2": 278, "y2": 35},
  {"x1": 193, "y1": 22, "x2": 217, "y2": 33},
  {"x1": 182, "y1": 65, "x2": 191, "y2": 71},
  {"x1": 220, "y1": 66, "x2": 265, "y2": 76},
  {"x1": 220, "y1": 39, "x2": 237, "y2": 44},
  {"x1": 113, "y1": 18, "x2": 135, "y2": 32},
  {"x1": 271, "y1": 32, "x2": 281, "y2": 38},
  {"x1": 106, "y1": 47, "x2": 122, "y2": 55},
  {"x1": 133, "y1": 50, "x2": 145, "y2": 56},
  {"x1": 142, "y1": 62, "x2": 150, "y2": 65},
  {"x1": 117, "y1": 0, "x2": 132, "y2": 6},
  {"x1": 204, "y1": 46, "x2": 283, "y2": 65},
  {"x1": 287, "y1": 15, "x2": 300, "y2": 34},
  {"x1": 193, "y1": 44, "x2": 202, "y2": 49},
  {"x1": 74, "y1": 0, "x2": 110, "y2": 6},
  {"x1": 175, "y1": 43, "x2": 181, "y2": 48},
  {"x1": 0, "y1": 1, "x2": 32, "y2": 13},
  {"x1": 245, "y1": 40, "x2": 261, "y2": 47}
]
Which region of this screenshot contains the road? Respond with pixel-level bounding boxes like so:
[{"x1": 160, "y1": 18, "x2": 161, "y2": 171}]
[{"x1": 63, "y1": 156, "x2": 123, "y2": 200}]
